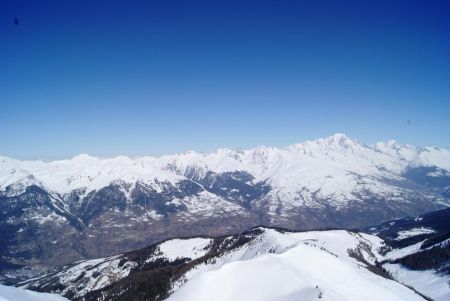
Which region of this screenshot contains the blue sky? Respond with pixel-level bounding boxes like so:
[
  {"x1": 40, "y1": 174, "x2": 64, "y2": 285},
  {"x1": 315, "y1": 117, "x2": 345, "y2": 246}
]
[{"x1": 1, "y1": 0, "x2": 449, "y2": 159}]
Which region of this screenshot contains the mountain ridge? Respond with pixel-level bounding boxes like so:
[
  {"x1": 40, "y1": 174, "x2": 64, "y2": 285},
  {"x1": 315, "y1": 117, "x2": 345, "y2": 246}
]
[
  {"x1": 20, "y1": 225, "x2": 446, "y2": 301},
  {"x1": 2, "y1": 133, "x2": 449, "y2": 195},
  {"x1": 2, "y1": 133, "x2": 448, "y2": 165}
]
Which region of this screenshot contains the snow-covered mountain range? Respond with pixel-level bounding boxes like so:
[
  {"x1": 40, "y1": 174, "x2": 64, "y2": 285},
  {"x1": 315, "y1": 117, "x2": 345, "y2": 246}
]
[
  {"x1": 1, "y1": 134, "x2": 449, "y2": 274},
  {"x1": 2, "y1": 133, "x2": 450, "y2": 203}
]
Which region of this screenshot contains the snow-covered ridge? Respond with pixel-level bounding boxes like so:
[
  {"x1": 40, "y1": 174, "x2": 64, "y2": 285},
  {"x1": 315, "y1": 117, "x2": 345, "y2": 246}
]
[
  {"x1": 1, "y1": 134, "x2": 449, "y2": 198},
  {"x1": 22, "y1": 227, "x2": 441, "y2": 301},
  {"x1": 168, "y1": 229, "x2": 424, "y2": 301}
]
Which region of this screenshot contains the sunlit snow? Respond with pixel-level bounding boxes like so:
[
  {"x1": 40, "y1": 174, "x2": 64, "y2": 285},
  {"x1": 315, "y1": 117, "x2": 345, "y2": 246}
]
[
  {"x1": 168, "y1": 230, "x2": 425, "y2": 301},
  {"x1": 0, "y1": 284, "x2": 67, "y2": 301}
]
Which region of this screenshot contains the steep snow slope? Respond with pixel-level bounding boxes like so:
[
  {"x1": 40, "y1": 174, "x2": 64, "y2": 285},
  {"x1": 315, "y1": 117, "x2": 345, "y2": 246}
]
[
  {"x1": 384, "y1": 263, "x2": 450, "y2": 301},
  {"x1": 0, "y1": 284, "x2": 66, "y2": 301}
]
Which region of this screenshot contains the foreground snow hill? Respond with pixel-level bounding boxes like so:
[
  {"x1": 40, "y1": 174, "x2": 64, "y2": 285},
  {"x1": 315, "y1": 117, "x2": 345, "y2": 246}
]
[
  {"x1": 21, "y1": 227, "x2": 442, "y2": 301},
  {"x1": 0, "y1": 284, "x2": 67, "y2": 301},
  {"x1": 1, "y1": 134, "x2": 450, "y2": 273},
  {"x1": 167, "y1": 231, "x2": 421, "y2": 301}
]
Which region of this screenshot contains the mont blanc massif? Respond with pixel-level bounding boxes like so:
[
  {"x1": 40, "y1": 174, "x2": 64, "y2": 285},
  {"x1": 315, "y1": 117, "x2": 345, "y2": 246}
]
[{"x1": 1, "y1": 134, "x2": 449, "y2": 301}]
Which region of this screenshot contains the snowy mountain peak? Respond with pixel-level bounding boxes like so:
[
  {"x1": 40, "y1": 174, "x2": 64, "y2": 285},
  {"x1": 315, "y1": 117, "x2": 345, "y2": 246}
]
[
  {"x1": 324, "y1": 133, "x2": 357, "y2": 145},
  {"x1": 71, "y1": 153, "x2": 99, "y2": 162}
]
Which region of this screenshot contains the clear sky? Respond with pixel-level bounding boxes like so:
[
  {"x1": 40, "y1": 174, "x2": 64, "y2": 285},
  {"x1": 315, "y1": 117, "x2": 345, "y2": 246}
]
[{"x1": 1, "y1": 0, "x2": 449, "y2": 159}]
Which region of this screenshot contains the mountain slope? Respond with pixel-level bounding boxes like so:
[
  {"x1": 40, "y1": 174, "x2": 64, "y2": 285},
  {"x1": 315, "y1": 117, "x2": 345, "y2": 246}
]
[
  {"x1": 20, "y1": 227, "x2": 435, "y2": 301},
  {"x1": 366, "y1": 207, "x2": 450, "y2": 301},
  {"x1": 1, "y1": 134, "x2": 449, "y2": 273}
]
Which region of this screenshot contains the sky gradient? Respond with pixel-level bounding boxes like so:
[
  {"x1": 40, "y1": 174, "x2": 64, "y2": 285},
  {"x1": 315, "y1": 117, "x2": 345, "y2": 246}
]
[{"x1": 1, "y1": 0, "x2": 450, "y2": 159}]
